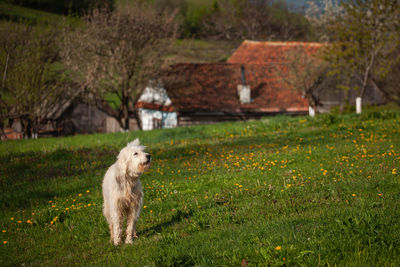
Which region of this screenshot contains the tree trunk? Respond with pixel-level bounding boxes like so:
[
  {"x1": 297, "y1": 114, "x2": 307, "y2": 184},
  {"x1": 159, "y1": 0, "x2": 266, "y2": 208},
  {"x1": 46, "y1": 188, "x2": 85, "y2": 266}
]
[
  {"x1": 21, "y1": 118, "x2": 32, "y2": 139},
  {"x1": 120, "y1": 95, "x2": 130, "y2": 131},
  {"x1": 339, "y1": 89, "x2": 350, "y2": 113},
  {"x1": 305, "y1": 91, "x2": 319, "y2": 115},
  {"x1": 134, "y1": 109, "x2": 142, "y2": 131}
]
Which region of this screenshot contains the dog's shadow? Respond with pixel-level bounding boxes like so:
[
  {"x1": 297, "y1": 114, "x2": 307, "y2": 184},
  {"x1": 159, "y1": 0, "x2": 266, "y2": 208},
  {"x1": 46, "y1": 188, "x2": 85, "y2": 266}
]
[{"x1": 140, "y1": 209, "x2": 193, "y2": 237}]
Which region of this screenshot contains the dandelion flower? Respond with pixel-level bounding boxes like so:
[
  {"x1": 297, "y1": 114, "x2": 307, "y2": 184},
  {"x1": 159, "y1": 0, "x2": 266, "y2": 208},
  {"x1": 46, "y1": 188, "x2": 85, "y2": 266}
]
[
  {"x1": 3, "y1": 241, "x2": 7, "y2": 245},
  {"x1": 275, "y1": 246, "x2": 282, "y2": 251}
]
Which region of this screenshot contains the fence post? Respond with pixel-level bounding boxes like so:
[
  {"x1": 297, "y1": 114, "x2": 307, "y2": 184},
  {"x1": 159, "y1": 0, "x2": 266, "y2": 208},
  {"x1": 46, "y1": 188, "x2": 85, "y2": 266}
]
[{"x1": 356, "y1": 97, "x2": 362, "y2": 114}]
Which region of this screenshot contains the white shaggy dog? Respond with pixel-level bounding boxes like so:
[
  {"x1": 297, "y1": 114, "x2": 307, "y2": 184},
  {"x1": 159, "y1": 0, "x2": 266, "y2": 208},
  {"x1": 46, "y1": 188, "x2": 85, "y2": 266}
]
[{"x1": 102, "y1": 139, "x2": 151, "y2": 245}]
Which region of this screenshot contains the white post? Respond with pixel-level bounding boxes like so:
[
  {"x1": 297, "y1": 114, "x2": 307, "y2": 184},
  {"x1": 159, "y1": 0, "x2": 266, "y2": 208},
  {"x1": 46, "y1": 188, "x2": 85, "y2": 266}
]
[
  {"x1": 356, "y1": 97, "x2": 362, "y2": 114},
  {"x1": 309, "y1": 106, "x2": 315, "y2": 117}
]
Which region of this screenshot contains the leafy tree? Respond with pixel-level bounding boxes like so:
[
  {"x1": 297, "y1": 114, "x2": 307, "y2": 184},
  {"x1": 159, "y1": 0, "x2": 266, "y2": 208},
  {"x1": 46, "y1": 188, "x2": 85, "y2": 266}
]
[
  {"x1": 324, "y1": 0, "x2": 400, "y2": 102},
  {"x1": 62, "y1": 2, "x2": 178, "y2": 130}
]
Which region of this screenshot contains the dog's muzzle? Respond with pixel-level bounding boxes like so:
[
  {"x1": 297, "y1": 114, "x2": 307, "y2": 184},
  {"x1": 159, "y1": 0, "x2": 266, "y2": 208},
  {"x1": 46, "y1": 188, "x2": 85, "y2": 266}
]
[{"x1": 145, "y1": 154, "x2": 151, "y2": 165}]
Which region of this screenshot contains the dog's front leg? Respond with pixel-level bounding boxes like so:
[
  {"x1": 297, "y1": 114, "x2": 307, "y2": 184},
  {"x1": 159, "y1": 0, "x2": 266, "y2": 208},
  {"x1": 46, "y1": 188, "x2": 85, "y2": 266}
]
[
  {"x1": 125, "y1": 207, "x2": 139, "y2": 244},
  {"x1": 111, "y1": 214, "x2": 123, "y2": 245}
]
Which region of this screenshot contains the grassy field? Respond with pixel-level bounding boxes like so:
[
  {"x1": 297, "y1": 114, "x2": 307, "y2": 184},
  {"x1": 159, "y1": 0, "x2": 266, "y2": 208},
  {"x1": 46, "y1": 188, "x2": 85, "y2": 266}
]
[{"x1": 1, "y1": 110, "x2": 400, "y2": 266}]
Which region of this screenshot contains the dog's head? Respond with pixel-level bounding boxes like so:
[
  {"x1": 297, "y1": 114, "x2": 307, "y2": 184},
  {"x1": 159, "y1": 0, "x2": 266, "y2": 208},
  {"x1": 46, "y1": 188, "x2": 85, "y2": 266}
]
[{"x1": 117, "y1": 138, "x2": 151, "y2": 178}]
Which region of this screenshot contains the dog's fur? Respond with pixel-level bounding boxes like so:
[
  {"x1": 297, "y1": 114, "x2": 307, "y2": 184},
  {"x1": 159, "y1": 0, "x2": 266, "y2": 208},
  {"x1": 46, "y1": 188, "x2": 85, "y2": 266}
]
[{"x1": 102, "y1": 139, "x2": 151, "y2": 245}]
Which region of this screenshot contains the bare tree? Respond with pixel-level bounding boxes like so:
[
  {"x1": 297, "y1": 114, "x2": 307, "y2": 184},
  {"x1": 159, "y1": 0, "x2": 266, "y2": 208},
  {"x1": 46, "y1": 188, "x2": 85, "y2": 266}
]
[
  {"x1": 0, "y1": 21, "x2": 72, "y2": 138},
  {"x1": 200, "y1": 0, "x2": 310, "y2": 41},
  {"x1": 276, "y1": 44, "x2": 330, "y2": 113},
  {"x1": 62, "y1": 2, "x2": 178, "y2": 130},
  {"x1": 305, "y1": 0, "x2": 344, "y2": 42}
]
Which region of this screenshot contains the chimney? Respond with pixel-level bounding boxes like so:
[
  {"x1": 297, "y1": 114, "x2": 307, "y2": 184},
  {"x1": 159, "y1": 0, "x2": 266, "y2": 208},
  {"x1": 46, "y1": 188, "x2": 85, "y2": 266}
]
[{"x1": 237, "y1": 65, "x2": 251, "y2": 104}]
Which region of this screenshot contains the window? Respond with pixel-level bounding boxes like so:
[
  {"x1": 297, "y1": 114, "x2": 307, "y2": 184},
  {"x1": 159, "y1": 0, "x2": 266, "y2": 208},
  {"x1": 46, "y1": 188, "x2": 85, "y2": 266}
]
[{"x1": 152, "y1": 118, "x2": 162, "y2": 129}]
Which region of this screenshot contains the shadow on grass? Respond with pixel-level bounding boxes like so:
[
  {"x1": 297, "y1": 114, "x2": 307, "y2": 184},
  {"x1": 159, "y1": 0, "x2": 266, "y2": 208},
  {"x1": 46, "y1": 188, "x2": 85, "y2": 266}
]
[
  {"x1": 140, "y1": 209, "x2": 193, "y2": 237},
  {"x1": 0, "y1": 147, "x2": 116, "y2": 183}
]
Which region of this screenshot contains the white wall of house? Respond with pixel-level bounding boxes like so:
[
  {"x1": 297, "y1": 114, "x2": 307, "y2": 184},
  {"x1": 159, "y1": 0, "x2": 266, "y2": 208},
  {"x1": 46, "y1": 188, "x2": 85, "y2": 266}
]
[
  {"x1": 137, "y1": 80, "x2": 177, "y2": 131},
  {"x1": 139, "y1": 108, "x2": 177, "y2": 131}
]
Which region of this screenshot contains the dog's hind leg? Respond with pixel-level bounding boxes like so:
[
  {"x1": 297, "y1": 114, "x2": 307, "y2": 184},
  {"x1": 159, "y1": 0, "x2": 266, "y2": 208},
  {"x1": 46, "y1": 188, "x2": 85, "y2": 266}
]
[{"x1": 103, "y1": 203, "x2": 114, "y2": 243}]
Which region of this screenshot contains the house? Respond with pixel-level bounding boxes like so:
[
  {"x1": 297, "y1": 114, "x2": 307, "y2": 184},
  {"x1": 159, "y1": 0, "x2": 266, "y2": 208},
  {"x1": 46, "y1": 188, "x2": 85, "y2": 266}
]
[
  {"x1": 135, "y1": 81, "x2": 177, "y2": 131},
  {"x1": 135, "y1": 41, "x2": 331, "y2": 127},
  {"x1": 157, "y1": 62, "x2": 309, "y2": 126}
]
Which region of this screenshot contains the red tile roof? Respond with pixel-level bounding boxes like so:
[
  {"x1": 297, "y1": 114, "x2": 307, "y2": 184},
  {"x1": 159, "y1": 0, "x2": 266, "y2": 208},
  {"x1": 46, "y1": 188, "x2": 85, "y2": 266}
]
[
  {"x1": 135, "y1": 102, "x2": 175, "y2": 112},
  {"x1": 228, "y1": 40, "x2": 323, "y2": 64},
  {"x1": 162, "y1": 63, "x2": 308, "y2": 114}
]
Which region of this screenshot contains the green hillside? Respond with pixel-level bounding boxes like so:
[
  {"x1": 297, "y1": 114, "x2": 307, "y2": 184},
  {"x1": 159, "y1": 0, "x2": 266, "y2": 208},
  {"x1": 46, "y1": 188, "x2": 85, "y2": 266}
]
[{"x1": 0, "y1": 2, "x2": 63, "y2": 23}]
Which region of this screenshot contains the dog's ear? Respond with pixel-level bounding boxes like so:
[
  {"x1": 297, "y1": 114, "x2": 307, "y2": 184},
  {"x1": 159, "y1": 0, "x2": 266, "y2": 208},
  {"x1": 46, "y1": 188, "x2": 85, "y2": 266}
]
[
  {"x1": 117, "y1": 148, "x2": 128, "y2": 177},
  {"x1": 128, "y1": 138, "x2": 140, "y2": 147}
]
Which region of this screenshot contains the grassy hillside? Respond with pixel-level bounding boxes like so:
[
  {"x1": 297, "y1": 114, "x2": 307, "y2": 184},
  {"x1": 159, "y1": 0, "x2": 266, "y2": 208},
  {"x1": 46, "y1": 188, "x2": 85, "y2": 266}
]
[
  {"x1": 168, "y1": 39, "x2": 239, "y2": 64},
  {"x1": 0, "y1": 2, "x2": 63, "y2": 23},
  {"x1": 1, "y1": 109, "x2": 400, "y2": 266}
]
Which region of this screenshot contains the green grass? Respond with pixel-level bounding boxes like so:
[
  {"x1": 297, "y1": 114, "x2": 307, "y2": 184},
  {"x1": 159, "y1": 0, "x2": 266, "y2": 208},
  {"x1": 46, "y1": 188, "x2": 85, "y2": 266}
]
[
  {"x1": 1, "y1": 110, "x2": 400, "y2": 266},
  {"x1": 0, "y1": 2, "x2": 63, "y2": 23},
  {"x1": 167, "y1": 39, "x2": 239, "y2": 64}
]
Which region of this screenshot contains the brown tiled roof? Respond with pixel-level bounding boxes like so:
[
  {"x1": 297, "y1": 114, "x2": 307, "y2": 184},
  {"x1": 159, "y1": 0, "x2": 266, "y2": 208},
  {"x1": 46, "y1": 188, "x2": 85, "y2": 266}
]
[
  {"x1": 228, "y1": 40, "x2": 323, "y2": 64},
  {"x1": 162, "y1": 63, "x2": 308, "y2": 114},
  {"x1": 135, "y1": 102, "x2": 175, "y2": 112}
]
